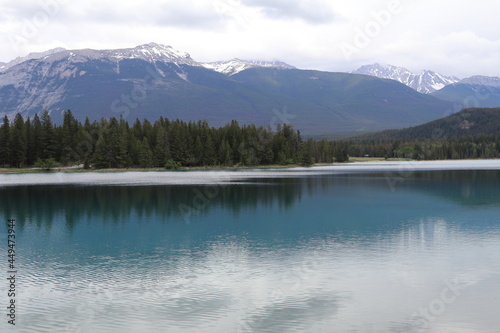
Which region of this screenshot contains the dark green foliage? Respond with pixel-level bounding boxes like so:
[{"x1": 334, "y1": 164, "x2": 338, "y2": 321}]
[
  {"x1": 34, "y1": 158, "x2": 59, "y2": 170},
  {"x1": 0, "y1": 112, "x2": 334, "y2": 169},
  {"x1": 0, "y1": 115, "x2": 11, "y2": 167},
  {"x1": 10, "y1": 113, "x2": 27, "y2": 167},
  {"x1": 2, "y1": 107, "x2": 498, "y2": 170},
  {"x1": 334, "y1": 147, "x2": 349, "y2": 163},
  {"x1": 40, "y1": 110, "x2": 57, "y2": 159},
  {"x1": 341, "y1": 108, "x2": 500, "y2": 160},
  {"x1": 165, "y1": 159, "x2": 181, "y2": 170},
  {"x1": 138, "y1": 137, "x2": 154, "y2": 168},
  {"x1": 358, "y1": 108, "x2": 500, "y2": 141},
  {"x1": 60, "y1": 110, "x2": 80, "y2": 164}
]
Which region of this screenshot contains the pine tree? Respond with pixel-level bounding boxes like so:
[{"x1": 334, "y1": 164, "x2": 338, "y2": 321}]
[
  {"x1": 128, "y1": 136, "x2": 141, "y2": 166},
  {"x1": 0, "y1": 115, "x2": 10, "y2": 167},
  {"x1": 75, "y1": 117, "x2": 95, "y2": 166},
  {"x1": 10, "y1": 113, "x2": 27, "y2": 168},
  {"x1": 132, "y1": 119, "x2": 143, "y2": 140},
  {"x1": 117, "y1": 116, "x2": 131, "y2": 167},
  {"x1": 107, "y1": 117, "x2": 123, "y2": 167},
  {"x1": 300, "y1": 139, "x2": 314, "y2": 166},
  {"x1": 25, "y1": 117, "x2": 36, "y2": 165},
  {"x1": 153, "y1": 125, "x2": 170, "y2": 167},
  {"x1": 138, "y1": 137, "x2": 153, "y2": 168},
  {"x1": 91, "y1": 119, "x2": 117, "y2": 169},
  {"x1": 219, "y1": 139, "x2": 233, "y2": 166},
  {"x1": 61, "y1": 110, "x2": 79, "y2": 164},
  {"x1": 142, "y1": 119, "x2": 155, "y2": 147},
  {"x1": 40, "y1": 110, "x2": 57, "y2": 159},
  {"x1": 170, "y1": 123, "x2": 189, "y2": 165},
  {"x1": 92, "y1": 134, "x2": 110, "y2": 169},
  {"x1": 334, "y1": 146, "x2": 349, "y2": 163},
  {"x1": 193, "y1": 135, "x2": 204, "y2": 166},
  {"x1": 32, "y1": 114, "x2": 43, "y2": 162},
  {"x1": 202, "y1": 130, "x2": 216, "y2": 165}
]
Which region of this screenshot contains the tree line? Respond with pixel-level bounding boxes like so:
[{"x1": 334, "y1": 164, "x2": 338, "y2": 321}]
[
  {"x1": 358, "y1": 108, "x2": 500, "y2": 141},
  {"x1": 1, "y1": 110, "x2": 498, "y2": 170},
  {"x1": 343, "y1": 108, "x2": 500, "y2": 160},
  {"x1": 0, "y1": 110, "x2": 339, "y2": 169},
  {"x1": 343, "y1": 135, "x2": 500, "y2": 160}
]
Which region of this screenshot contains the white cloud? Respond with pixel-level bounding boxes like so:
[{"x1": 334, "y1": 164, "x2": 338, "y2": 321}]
[{"x1": 0, "y1": 0, "x2": 499, "y2": 78}]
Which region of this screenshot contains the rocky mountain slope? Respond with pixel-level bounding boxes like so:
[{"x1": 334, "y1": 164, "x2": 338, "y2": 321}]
[{"x1": 0, "y1": 43, "x2": 454, "y2": 135}]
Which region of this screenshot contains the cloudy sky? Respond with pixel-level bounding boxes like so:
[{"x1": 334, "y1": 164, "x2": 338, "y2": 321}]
[{"x1": 1, "y1": 0, "x2": 499, "y2": 78}]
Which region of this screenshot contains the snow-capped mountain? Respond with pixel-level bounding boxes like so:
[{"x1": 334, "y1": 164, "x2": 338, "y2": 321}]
[
  {"x1": 203, "y1": 59, "x2": 295, "y2": 75},
  {"x1": 0, "y1": 43, "x2": 455, "y2": 134},
  {"x1": 431, "y1": 75, "x2": 500, "y2": 108},
  {"x1": 0, "y1": 47, "x2": 66, "y2": 72},
  {"x1": 0, "y1": 43, "x2": 208, "y2": 120},
  {"x1": 2, "y1": 43, "x2": 200, "y2": 73},
  {"x1": 351, "y1": 63, "x2": 460, "y2": 94},
  {"x1": 0, "y1": 43, "x2": 299, "y2": 120},
  {"x1": 459, "y1": 75, "x2": 500, "y2": 87},
  {"x1": 105, "y1": 42, "x2": 200, "y2": 66}
]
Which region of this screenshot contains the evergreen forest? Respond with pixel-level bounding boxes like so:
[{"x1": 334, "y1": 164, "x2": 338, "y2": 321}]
[{"x1": 0, "y1": 108, "x2": 499, "y2": 170}]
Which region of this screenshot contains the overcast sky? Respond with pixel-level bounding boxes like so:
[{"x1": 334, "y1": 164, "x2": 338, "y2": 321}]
[{"x1": 1, "y1": 0, "x2": 499, "y2": 78}]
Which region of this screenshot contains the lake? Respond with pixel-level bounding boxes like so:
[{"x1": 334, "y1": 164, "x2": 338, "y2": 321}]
[{"x1": 1, "y1": 161, "x2": 500, "y2": 332}]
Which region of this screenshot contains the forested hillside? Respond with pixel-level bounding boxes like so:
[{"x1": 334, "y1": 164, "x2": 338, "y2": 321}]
[
  {"x1": 357, "y1": 108, "x2": 500, "y2": 140},
  {"x1": 342, "y1": 108, "x2": 500, "y2": 159}
]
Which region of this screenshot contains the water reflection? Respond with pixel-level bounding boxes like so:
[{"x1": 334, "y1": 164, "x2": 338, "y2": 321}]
[
  {"x1": 392, "y1": 170, "x2": 500, "y2": 207},
  {"x1": 0, "y1": 171, "x2": 499, "y2": 332},
  {"x1": 0, "y1": 180, "x2": 303, "y2": 231},
  {"x1": 9, "y1": 218, "x2": 500, "y2": 333},
  {"x1": 2, "y1": 171, "x2": 500, "y2": 231}
]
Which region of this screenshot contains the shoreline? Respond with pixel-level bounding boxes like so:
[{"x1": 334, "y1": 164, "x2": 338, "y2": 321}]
[
  {"x1": 1, "y1": 159, "x2": 499, "y2": 187},
  {"x1": 0, "y1": 157, "x2": 415, "y2": 174}
]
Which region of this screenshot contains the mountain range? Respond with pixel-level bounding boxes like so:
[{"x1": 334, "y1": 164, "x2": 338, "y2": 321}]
[
  {"x1": 0, "y1": 42, "x2": 489, "y2": 136},
  {"x1": 350, "y1": 63, "x2": 460, "y2": 94},
  {"x1": 351, "y1": 63, "x2": 500, "y2": 109},
  {"x1": 430, "y1": 77, "x2": 500, "y2": 108}
]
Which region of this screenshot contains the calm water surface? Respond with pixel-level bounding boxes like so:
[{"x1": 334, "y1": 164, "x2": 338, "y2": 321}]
[{"x1": 1, "y1": 169, "x2": 500, "y2": 332}]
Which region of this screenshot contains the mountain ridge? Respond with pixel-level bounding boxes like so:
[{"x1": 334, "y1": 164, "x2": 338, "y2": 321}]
[
  {"x1": 203, "y1": 59, "x2": 295, "y2": 75},
  {"x1": 354, "y1": 107, "x2": 500, "y2": 141},
  {"x1": 0, "y1": 43, "x2": 454, "y2": 135},
  {"x1": 350, "y1": 63, "x2": 460, "y2": 93}
]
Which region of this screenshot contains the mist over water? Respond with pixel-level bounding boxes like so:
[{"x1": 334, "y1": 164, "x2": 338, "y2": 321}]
[{"x1": 1, "y1": 167, "x2": 500, "y2": 332}]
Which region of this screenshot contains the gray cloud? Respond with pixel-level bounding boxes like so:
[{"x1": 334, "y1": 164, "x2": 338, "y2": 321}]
[
  {"x1": 53, "y1": 1, "x2": 227, "y2": 31},
  {"x1": 0, "y1": 0, "x2": 499, "y2": 78},
  {"x1": 154, "y1": 3, "x2": 227, "y2": 29},
  {"x1": 241, "y1": 0, "x2": 336, "y2": 24}
]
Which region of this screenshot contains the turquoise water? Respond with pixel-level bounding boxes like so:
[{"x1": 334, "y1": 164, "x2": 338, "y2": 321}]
[{"x1": 1, "y1": 169, "x2": 500, "y2": 332}]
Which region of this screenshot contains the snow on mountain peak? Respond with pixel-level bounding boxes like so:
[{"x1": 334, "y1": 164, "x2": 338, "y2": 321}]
[
  {"x1": 1, "y1": 43, "x2": 201, "y2": 72},
  {"x1": 106, "y1": 43, "x2": 200, "y2": 66},
  {"x1": 203, "y1": 58, "x2": 295, "y2": 75},
  {"x1": 459, "y1": 75, "x2": 500, "y2": 88},
  {"x1": 350, "y1": 63, "x2": 460, "y2": 93}
]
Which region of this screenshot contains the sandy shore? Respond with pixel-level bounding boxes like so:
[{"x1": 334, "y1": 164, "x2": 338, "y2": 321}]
[{"x1": 0, "y1": 159, "x2": 499, "y2": 187}]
